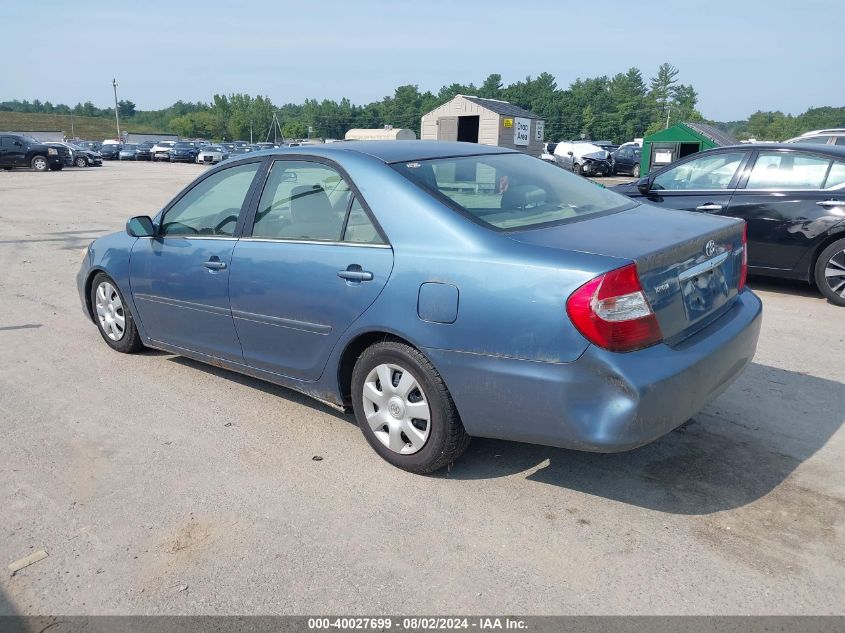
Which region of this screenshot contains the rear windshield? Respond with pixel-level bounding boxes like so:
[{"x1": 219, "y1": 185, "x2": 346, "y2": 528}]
[
  {"x1": 391, "y1": 152, "x2": 636, "y2": 231},
  {"x1": 174, "y1": 142, "x2": 193, "y2": 148}
]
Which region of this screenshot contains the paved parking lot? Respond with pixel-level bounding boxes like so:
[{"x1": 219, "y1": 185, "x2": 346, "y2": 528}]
[{"x1": 1, "y1": 161, "x2": 843, "y2": 615}]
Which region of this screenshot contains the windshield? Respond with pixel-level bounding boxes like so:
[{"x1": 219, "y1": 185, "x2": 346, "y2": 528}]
[
  {"x1": 174, "y1": 142, "x2": 193, "y2": 148},
  {"x1": 392, "y1": 153, "x2": 636, "y2": 231}
]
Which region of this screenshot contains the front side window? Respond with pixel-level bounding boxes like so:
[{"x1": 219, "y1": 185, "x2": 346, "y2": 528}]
[
  {"x1": 652, "y1": 151, "x2": 745, "y2": 191},
  {"x1": 252, "y1": 161, "x2": 352, "y2": 241},
  {"x1": 160, "y1": 162, "x2": 260, "y2": 236},
  {"x1": 745, "y1": 152, "x2": 830, "y2": 189},
  {"x1": 392, "y1": 152, "x2": 635, "y2": 231}
]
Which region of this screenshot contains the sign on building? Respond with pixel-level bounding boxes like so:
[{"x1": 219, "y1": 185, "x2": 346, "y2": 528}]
[
  {"x1": 534, "y1": 120, "x2": 544, "y2": 142},
  {"x1": 513, "y1": 117, "x2": 530, "y2": 146}
]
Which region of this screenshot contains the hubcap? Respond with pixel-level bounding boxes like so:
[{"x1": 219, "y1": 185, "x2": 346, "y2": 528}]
[
  {"x1": 95, "y1": 281, "x2": 126, "y2": 341},
  {"x1": 824, "y1": 249, "x2": 845, "y2": 298},
  {"x1": 362, "y1": 363, "x2": 431, "y2": 455}
]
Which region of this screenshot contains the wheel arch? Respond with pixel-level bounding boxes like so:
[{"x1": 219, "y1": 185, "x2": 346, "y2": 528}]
[
  {"x1": 336, "y1": 330, "x2": 431, "y2": 409},
  {"x1": 809, "y1": 227, "x2": 845, "y2": 284},
  {"x1": 82, "y1": 266, "x2": 109, "y2": 322}
]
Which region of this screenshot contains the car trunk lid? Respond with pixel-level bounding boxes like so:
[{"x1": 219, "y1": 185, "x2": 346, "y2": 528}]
[{"x1": 507, "y1": 204, "x2": 746, "y2": 344}]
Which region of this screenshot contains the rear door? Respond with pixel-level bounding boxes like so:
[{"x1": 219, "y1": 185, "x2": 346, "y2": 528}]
[
  {"x1": 0, "y1": 135, "x2": 26, "y2": 166},
  {"x1": 639, "y1": 149, "x2": 750, "y2": 214},
  {"x1": 129, "y1": 159, "x2": 264, "y2": 360},
  {"x1": 727, "y1": 149, "x2": 845, "y2": 271},
  {"x1": 229, "y1": 158, "x2": 393, "y2": 381}
]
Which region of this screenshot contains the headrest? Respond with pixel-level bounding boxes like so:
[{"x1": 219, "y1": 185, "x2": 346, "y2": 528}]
[
  {"x1": 501, "y1": 184, "x2": 546, "y2": 210},
  {"x1": 290, "y1": 185, "x2": 334, "y2": 222}
]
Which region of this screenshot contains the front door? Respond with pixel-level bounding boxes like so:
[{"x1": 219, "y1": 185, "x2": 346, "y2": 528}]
[
  {"x1": 229, "y1": 159, "x2": 393, "y2": 381},
  {"x1": 129, "y1": 160, "x2": 262, "y2": 360},
  {"x1": 641, "y1": 149, "x2": 749, "y2": 214}
]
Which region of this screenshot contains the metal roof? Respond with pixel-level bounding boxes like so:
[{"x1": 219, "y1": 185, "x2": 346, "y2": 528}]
[
  {"x1": 459, "y1": 95, "x2": 542, "y2": 120},
  {"x1": 684, "y1": 122, "x2": 738, "y2": 146}
]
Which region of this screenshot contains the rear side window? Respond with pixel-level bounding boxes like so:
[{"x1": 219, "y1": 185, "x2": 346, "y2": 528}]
[
  {"x1": 343, "y1": 197, "x2": 384, "y2": 244},
  {"x1": 794, "y1": 136, "x2": 831, "y2": 145},
  {"x1": 825, "y1": 162, "x2": 845, "y2": 189},
  {"x1": 252, "y1": 161, "x2": 352, "y2": 241},
  {"x1": 746, "y1": 152, "x2": 830, "y2": 189},
  {"x1": 835, "y1": 137, "x2": 845, "y2": 147},
  {"x1": 392, "y1": 152, "x2": 635, "y2": 231}
]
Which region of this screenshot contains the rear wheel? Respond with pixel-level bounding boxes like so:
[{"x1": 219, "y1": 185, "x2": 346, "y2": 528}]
[
  {"x1": 632, "y1": 163, "x2": 641, "y2": 178},
  {"x1": 90, "y1": 273, "x2": 145, "y2": 353},
  {"x1": 815, "y1": 238, "x2": 845, "y2": 306},
  {"x1": 31, "y1": 156, "x2": 48, "y2": 172},
  {"x1": 351, "y1": 341, "x2": 470, "y2": 473}
]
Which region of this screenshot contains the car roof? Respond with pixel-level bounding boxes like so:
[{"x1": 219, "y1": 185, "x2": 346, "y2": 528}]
[
  {"x1": 708, "y1": 143, "x2": 845, "y2": 159},
  {"x1": 229, "y1": 141, "x2": 518, "y2": 165}
]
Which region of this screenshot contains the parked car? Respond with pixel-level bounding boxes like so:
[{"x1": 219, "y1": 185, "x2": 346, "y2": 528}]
[
  {"x1": 169, "y1": 141, "x2": 199, "y2": 163},
  {"x1": 539, "y1": 142, "x2": 558, "y2": 164},
  {"x1": 553, "y1": 141, "x2": 612, "y2": 176},
  {"x1": 135, "y1": 141, "x2": 156, "y2": 161},
  {"x1": 78, "y1": 141, "x2": 761, "y2": 472},
  {"x1": 45, "y1": 141, "x2": 102, "y2": 167},
  {"x1": 611, "y1": 143, "x2": 845, "y2": 306},
  {"x1": 611, "y1": 144, "x2": 642, "y2": 177},
  {"x1": 119, "y1": 144, "x2": 139, "y2": 160},
  {"x1": 784, "y1": 129, "x2": 845, "y2": 147},
  {"x1": 75, "y1": 140, "x2": 102, "y2": 152},
  {"x1": 151, "y1": 140, "x2": 176, "y2": 161},
  {"x1": 100, "y1": 144, "x2": 122, "y2": 160},
  {"x1": 0, "y1": 133, "x2": 65, "y2": 171},
  {"x1": 196, "y1": 145, "x2": 229, "y2": 165}
]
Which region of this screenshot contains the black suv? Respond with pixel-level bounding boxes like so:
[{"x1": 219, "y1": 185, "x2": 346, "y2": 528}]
[{"x1": 0, "y1": 134, "x2": 65, "y2": 171}]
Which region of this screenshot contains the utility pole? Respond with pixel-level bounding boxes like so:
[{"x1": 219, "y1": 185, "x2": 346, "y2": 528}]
[
  {"x1": 665, "y1": 104, "x2": 671, "y2": 129},
  {"x1": 112, "y1": 78, "x2": 121, "y2": 140},
  {"x1": 70, "y1": 112, "x2": 75, "y2": 138}
]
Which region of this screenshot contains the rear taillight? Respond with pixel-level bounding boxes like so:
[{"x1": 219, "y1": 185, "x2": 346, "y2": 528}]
[
  {"x1": 566, "y1": 263, "x2": 663, "y2": 353},
  {"x1": 738, "y1": 222, "x2": 748, "y2": 291}
]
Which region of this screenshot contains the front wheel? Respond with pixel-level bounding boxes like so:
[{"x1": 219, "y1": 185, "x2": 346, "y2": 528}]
[
  {"x1": 815, "y1": 238, "x2": 845, "y2": 306},
  {"x1": 31, "y1": 156, "x2": 49, "y2": 172},
  {"x1": 573, "y1": 162, "x2": 582, "y2": 176},
  {"x1": 75, "y1": 157, "x2": 88, "y2": 168},
  {"x1": 90, "y1": 273, "x2": 145, "y2": 352},
  {"x1": 632, "y1": 163, "x2": 641, "y2": 178},
  {"x1": 351, "y1": 341, "x2": 470, "y2": 473}
]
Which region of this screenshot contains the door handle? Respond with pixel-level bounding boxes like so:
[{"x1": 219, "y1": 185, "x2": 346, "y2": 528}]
[
  {"x1": 817, "y1": 200, "x2": 842, "y2": 208},
  {"x1": 203, "y1": 259, "x2": 227, "y2": 271},
  {"x1": 696, "y1": 203, "x2": 723, "y2": 212},
  {"x1": 338, "y1": 265, "x2": 373, "y2": 282}
]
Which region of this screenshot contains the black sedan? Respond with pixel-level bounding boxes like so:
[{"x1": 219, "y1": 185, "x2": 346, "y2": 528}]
[
  {"x1": 612, "y1": 144, "x2": 845, "y2": 305},
  {"x1": 135, "y1": 141, "x2": 156, "y2": 161},
  {"x1": 169, "y1": 141, "x2": 199, "y2": 163},
  {"x1": 100, "y1": 144, "x2": 121, "y2": 160},
  {"x1": 611, "y1": 145, "x2": 642, "y2": 177}
]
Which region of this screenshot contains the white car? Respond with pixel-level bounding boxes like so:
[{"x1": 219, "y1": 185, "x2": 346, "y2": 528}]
[
  {"x1": 196, "y1": 145, "x2": 229, "y2": 165},
  {"x1": 553, "y1": 141, "x2": 612, "y2": 176},
  {"x1": 784, "y1": 129, "x2": 845, "y2": 146},
  {"x1": 151, "y1": 141, "x2": 176, "y2": 161},
  {"x1": 539, "y1": 142, "x2": 558, "y2": 164}
]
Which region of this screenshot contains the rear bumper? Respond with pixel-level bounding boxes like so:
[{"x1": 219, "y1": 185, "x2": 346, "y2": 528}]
[{"x1": 425, "y1": 290, "x2": 762, "y2": 452}]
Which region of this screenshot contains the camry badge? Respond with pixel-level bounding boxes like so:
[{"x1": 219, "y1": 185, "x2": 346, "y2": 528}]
[{"x1": 705, "y1": 240, "x2": 717, "y2": 257}]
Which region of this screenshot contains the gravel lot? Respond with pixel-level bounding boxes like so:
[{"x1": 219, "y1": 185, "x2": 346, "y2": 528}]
[{"x1": 1, "y1": 161, "x2": 843, "y2": 615}]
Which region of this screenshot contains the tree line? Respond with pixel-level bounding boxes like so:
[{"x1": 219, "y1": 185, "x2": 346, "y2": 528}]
[{"x1": 2, "y1": 63, "x2": 842, "y2": 143}]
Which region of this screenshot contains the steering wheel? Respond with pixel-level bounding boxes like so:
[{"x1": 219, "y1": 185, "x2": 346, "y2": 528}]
[{"x1": 213, "y1": 208, "x2": 239, "y2": 235}]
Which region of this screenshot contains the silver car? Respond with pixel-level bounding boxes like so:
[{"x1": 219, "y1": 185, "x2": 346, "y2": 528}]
[{"x1": 196, "y1": 145, "x2": 229, "y2": 165}]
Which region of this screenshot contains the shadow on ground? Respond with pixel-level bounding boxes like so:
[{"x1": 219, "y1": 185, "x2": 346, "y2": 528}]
[
  {"x1": 161, "y1": 354, "x2": 842, "y2": 516},
  {"x1": 448, "y1": 363, "x2": 844, "y2": 514},
  {"x1": 747, "y1": 275, "x2": 822, "y2": 300}
]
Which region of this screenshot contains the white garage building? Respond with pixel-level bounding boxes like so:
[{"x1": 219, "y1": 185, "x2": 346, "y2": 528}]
[{"x1": 421, "y1": 95, "x2": 544, "y2": 155}]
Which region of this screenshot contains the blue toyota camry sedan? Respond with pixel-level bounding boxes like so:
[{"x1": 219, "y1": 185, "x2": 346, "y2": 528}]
[{"x1": 78, "y1": 141, "x2": 762, "y2": 473}]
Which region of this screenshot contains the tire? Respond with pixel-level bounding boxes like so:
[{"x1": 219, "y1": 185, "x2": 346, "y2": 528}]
[
  {"x1": 75, "y1": 157, "x2": 88, "y2": 168},
  {"x1": 89, "y1": 273, "x2": 145, "y2": 353},
  {"x1": 31, "y1": 155, "x2": 49, "y2": 172},
  {"x1": 573, "y1": 162, "x2": 582, "y2": 176},
  {"x1": 814, "y1": 238, "x2": 845, "y2": 307},
  {"x1": 351, "y1": 341, "x2": 470, "y2": 474},
  {"x1": 632, "y1": 163, "x2": 641, "y2": 178}
]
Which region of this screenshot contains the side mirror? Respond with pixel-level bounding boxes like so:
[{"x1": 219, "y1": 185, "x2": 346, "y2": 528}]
[
  {"x1": 636, "y1": 177, "x2": 652, "y2": 195},
  {"x1": 567, "y1": 151, "x2": 574, "y2": 156},
  {"x1": 126, "y1": 215, "x2": 155, "y2": 237}
]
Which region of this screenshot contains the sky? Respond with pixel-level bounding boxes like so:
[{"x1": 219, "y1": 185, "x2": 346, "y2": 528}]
[{"x1": 1, "y1": 0, "x2": 839, "y2": 121}]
